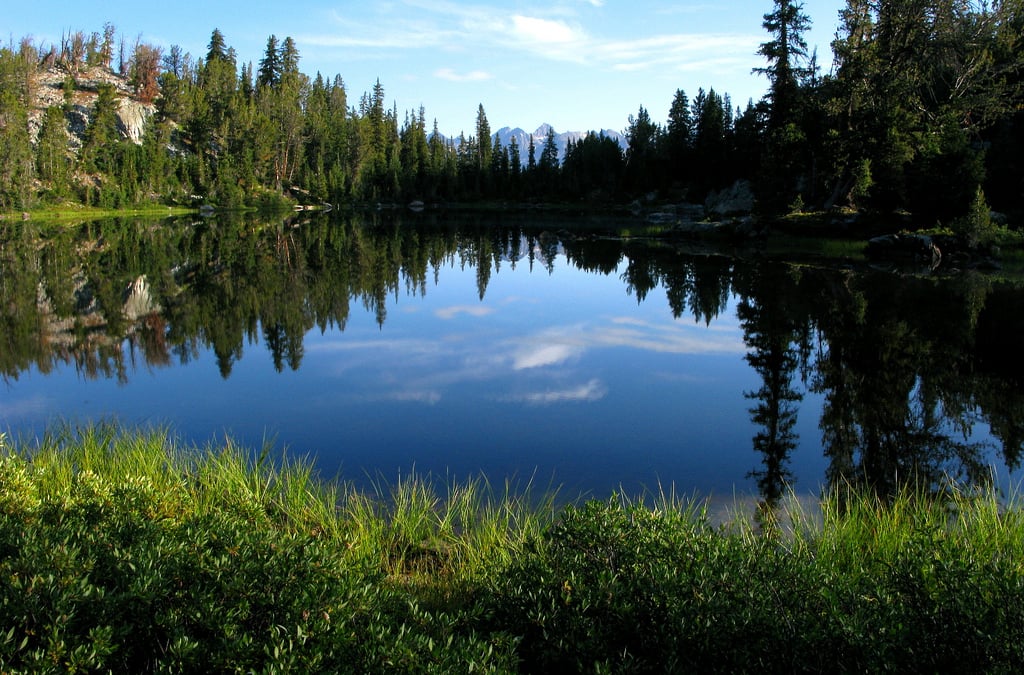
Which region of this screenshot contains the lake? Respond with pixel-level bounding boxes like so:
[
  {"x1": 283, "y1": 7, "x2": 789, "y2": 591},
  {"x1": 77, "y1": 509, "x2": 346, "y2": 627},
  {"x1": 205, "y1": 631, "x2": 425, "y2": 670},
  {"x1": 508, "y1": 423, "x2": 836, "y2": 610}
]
[{"x1": 2, "y1": 211, "x2": 1022, "y2": 507}]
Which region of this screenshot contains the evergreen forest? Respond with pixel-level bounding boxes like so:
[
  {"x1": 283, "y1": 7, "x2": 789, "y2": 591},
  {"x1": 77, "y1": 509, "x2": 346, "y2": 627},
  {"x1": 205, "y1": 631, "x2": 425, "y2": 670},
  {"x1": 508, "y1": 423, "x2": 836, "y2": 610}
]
[{"x1": 0, "y1": 1, "x2": 1022, "y2": 225}]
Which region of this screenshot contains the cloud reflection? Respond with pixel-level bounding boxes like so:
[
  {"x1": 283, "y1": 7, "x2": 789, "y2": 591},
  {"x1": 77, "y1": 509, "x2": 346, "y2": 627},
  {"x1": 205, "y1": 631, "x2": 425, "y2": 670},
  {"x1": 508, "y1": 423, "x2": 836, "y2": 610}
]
[
  {"x1": 435, "y1": 305, "x2": 496, "y2": 319},
  {"x1": 386, "y1": 390, "x2": 443, "y2": 405},
  {"x1": 306, "y1": 310, "x2": 743, "y2": 406},
  {"x1": 508, "y1": 379, "x2": 607, "y2": 405},
  {"x1": 0, "y1": 395, "x2": 52, "y2": 420},
  {"x1": 512, "y1": 342, "x2": 582, "y2": 370}
]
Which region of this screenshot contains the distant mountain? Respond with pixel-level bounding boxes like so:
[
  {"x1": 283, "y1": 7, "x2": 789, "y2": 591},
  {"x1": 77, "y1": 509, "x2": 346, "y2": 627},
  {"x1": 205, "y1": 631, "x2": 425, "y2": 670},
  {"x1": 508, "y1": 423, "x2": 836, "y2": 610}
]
[{"x1": 437, "y1": 125, "x2": 627, "y2": 166}]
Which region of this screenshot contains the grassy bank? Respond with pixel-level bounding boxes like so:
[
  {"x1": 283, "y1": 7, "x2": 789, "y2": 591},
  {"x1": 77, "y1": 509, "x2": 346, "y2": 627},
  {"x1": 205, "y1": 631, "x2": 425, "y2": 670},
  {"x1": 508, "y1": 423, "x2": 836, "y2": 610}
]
[
  {"x1": 0, "y1": 204, "x2": 198, "y2": 224},
  {"x1": 2, "y1": 426, "x2": 1023, "y2": 672}
]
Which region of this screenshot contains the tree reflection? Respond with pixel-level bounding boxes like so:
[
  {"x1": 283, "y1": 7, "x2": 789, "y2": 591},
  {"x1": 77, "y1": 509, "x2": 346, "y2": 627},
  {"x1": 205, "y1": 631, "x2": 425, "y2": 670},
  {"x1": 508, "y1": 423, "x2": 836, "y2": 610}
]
[
  {"x1": 808, "y1": 270, "x2": 997, "y2": 502},
  {"x1": 736, "y1": 264, "x2": 804, "y2": 512},
  {"x1": 2, "y1": 212, "x2": 1023, "y2": 503}
]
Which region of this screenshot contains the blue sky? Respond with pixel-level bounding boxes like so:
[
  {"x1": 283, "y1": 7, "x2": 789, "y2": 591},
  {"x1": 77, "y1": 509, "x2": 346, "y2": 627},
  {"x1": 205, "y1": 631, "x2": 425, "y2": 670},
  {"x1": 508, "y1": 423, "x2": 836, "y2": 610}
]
[{"x1": 6, "y1": 1, "x2": 844, "y2": 136}]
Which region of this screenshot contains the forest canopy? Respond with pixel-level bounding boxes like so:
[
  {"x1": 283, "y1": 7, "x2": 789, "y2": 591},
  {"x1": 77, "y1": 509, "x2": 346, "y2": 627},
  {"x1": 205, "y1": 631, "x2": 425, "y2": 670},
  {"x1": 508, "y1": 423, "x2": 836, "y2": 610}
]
[{"x1": 0, "y1": 1, "x2": 1022, "y2": 222}]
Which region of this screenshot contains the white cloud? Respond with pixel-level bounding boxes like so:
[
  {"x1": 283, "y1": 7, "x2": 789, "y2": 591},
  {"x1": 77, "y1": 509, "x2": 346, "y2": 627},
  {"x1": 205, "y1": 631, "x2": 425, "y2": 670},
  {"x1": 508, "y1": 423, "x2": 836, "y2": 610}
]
[{"x1": 511, "y1": 15, "x2": 583, "y2": 45}]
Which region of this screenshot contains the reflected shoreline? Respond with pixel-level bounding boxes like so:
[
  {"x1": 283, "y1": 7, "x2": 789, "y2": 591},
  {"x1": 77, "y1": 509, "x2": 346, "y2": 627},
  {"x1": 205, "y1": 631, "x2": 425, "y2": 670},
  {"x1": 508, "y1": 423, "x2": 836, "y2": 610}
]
[{"x1": 2, "y1": 212, "x2": 1022, "y2": 503}]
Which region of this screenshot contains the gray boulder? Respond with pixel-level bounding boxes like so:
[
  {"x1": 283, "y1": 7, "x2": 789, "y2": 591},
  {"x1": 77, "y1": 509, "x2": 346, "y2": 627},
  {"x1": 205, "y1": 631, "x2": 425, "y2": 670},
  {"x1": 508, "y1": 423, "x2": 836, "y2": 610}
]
[
  {"x1": 866, "y1": 234, "x2": 942, "y2": 268},
  {"x1": 705, "y1": 180, "x2": 755, "y2": 218}
]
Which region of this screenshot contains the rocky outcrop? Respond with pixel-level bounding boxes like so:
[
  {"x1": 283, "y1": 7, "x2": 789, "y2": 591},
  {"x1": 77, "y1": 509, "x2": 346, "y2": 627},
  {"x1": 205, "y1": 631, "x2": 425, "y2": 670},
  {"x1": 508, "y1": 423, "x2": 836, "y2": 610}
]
[
  {"x1": 27, "y1": 65, "x2": 156, "y2": 148},
  {"x1": 866, "y1": 234, "x2": 942, "y2": 268},
  {"x1": 116, "y1": 99, "x2": 154, "y2": 144},
  {"x1": 705, "y1": 180, "x2": 755, "y2": 218}
]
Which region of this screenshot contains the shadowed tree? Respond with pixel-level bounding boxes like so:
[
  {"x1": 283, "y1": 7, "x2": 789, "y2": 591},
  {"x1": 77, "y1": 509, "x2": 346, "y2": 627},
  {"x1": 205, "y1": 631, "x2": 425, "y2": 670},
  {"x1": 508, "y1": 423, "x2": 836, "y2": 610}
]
[
  {"x1": 665, "y1": 89, "x2": 693, "y2": 186},
  {"x1": 624, "y1": 105, "x2": 660, "y2": 192},
  {"x1": 755, "y1": 0, "x2": 812, "y2": 131}
]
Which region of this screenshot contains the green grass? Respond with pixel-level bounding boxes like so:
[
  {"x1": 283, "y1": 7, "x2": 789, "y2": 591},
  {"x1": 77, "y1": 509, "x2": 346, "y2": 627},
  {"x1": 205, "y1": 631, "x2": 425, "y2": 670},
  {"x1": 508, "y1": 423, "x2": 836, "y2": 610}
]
[
  {"x1": 2, "y1": 425, "x2": 1024, "y2": 672},
  {"x1": 1, "y1": 204, "x2": 198, "y2": 224}
]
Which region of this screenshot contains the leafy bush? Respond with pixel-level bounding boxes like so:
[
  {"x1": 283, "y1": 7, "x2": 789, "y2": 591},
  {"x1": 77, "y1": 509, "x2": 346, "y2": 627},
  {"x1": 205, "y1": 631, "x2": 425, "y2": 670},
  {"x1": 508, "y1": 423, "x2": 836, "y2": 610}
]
[
  {"x1": 483, "y1": 493, "x2": 1024, "y2": 673},
  {"x1": 0, "y1": 429, "x2": 518, "y2": 672},
  {"x1": 3, "y1": 428, "x2": 1024, "y2": 672},
  {"x1": 482, "y1": 498, "x2": 804, "y2": 672}
]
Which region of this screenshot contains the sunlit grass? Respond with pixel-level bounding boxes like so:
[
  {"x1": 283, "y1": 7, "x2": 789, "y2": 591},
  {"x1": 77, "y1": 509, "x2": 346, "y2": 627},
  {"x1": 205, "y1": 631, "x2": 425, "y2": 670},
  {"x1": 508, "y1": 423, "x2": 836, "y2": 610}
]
[
  {"x1": 1, "y1": 204, "x2": 195, "y2": 224},
  {"x1": 3, "y1": 424, "x2": 1024, "y2": 671}
]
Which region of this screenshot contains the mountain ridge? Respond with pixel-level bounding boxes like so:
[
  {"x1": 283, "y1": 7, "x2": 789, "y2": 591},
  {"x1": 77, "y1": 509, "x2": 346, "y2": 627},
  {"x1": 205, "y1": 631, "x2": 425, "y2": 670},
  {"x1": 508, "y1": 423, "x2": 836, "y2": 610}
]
[{"x1": 438, "y1": 125, "x2": 627, "y2": 166}]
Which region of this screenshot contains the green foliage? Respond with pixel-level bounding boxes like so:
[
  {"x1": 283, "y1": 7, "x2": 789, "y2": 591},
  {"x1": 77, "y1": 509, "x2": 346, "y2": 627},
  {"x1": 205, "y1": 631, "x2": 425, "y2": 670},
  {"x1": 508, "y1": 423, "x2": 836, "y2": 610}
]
[
  {"x1": 0, "y1": 426, "x2": 522, "y2": 672},
  {"x1": 823, "y1": 0, "x2": 1024, "y2": 217},
  {"x1": 0, "y1": 49, "x2": 35, "y2": 210},
  {"x1": 6, "y1": 10, "x2": 1024, "y2": 228},
  {"x1": 0, "y1": 92, "x2": 33, "y2": 210},
  {"x1": 81, "y1": 82, "x2": 120, "y2": 174},
  {"x1": 849, "y1": 157, "x2": 873, "y2": 205},
  {"x1": 954, "y1": 186, "x2": 998, "y2": 249},
  {"x1": 485, "y1": 491, "x2": 1024, "y2": 673},
  {"x1": 756, "y1": 0, "x2": 813, "y2": 130},
  {"x1": 2, "y1": 426, "x2": 1024, "y2": 671}
]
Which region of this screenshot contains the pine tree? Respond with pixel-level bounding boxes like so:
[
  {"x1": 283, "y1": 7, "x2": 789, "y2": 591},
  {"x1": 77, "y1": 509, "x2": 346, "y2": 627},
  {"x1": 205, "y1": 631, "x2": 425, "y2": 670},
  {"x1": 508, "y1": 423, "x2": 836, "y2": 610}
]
[
  {"x1": 207, "y1": 29, "x2": 228, "y2": 63},
  {"x1": 36, "y1": 106, "x2": 71, "y2": 196},
  {"x1": 82, "y1": 82, "x2": 121, "y2": 174},
  {"x1": 539, "y1": 126, "x2": 559, "y2": 173},
  {"x1": 0, "y1": 87, "x2": 33, "y2": 209},
  {"x1": 754, "y1": 1, "x2": 814, "y2": 212},
  {"x1": 624, "y1": 106, "x2": 660, "y2": 191},
  {"x1": 755, "y1": 0, "x2": 812, "y2": 130},
  {"x1": 666, "y1": 89, "x2": 693, "y2": 185},
  {"x1": 258, "y1": 35, "x2": 281, "y2": 88},
  {"x1": 529, "y1": 126, "x2": 558, "y2": 197},
  {"x1": 475, "y1": 104, "x2": 492, "y2": 175},
  {"x1": 691, "y1": 89, "x2": 728, "y2": 194},
  {"x1": 280, "y1": 37, "x2": 300, "y2": 78}
]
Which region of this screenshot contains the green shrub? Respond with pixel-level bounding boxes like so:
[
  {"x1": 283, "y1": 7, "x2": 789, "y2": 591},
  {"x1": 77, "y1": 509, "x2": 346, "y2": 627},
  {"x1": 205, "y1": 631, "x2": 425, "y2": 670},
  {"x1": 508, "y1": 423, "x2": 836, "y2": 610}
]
[
  {"x1": 483, "y1": 492, "x2": 1024, "y2": 673},
  {"x1": 954, "y1": 186, "x2": 997, "y2": 248},
  {"x1": 3, "y1": 428, "x2": 1024, "y2": 672},
  {"x1": 0, "y1": 427, "x2": 520, "y2": 672},
  {"x1": 482, "y1": 497, "x2": 784, "y2": 672}
]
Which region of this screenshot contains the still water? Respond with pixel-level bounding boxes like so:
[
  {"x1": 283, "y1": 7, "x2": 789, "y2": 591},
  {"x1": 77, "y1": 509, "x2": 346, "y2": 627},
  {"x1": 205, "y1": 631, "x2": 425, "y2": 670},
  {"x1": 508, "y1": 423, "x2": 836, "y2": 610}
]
[{"x1": 2, "y1": 212, "x2": 1022, "y2": 504}]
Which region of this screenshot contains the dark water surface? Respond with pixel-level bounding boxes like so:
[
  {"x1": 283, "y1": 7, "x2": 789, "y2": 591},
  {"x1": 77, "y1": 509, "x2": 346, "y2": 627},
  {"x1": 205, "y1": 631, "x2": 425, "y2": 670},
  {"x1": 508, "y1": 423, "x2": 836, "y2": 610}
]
[{"x1": 2, "y1": 212, "x2": 1023, "y2": 505}]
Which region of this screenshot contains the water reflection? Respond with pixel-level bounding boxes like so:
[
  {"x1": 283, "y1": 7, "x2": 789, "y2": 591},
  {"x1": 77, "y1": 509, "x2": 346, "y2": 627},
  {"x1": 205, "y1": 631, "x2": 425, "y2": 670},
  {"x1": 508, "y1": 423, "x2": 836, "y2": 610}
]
[{"x1": 1, "y1": 212, "x2": 1022, "y2": 501}]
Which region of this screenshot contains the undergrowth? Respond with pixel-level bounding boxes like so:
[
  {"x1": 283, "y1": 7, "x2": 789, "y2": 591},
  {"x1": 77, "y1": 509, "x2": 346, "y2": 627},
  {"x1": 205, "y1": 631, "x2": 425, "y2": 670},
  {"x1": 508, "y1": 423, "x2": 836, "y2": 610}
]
[{"x1": 1, "y1": 425, "x2": 1022, "y2": 672}]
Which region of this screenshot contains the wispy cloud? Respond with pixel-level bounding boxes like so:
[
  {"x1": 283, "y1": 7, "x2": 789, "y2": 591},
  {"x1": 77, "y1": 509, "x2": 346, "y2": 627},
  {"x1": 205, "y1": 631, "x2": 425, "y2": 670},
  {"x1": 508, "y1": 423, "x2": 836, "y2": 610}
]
[
  {"x1": 0, "y1": 395, "x2": 51, "y2": 419},
  {"x1": 385, "y1": 389, "x2": 443, "y2": 404},
  {"x1": 434, "y1": 68, "x2": 494, "y2": 82},
  {"x1": 519, "y1": 319, "x2": 745, "y2": 359},
  {"x1": 435, "y1": 303, "x2": 496, "y2": 317},
  {"x1": 512, "y1": 343, "x2": 583, "y2": 370},
  {"x1": 510, "y1": 378, "x2": 607, "y2": 405},
  {"x1": 303, "y1": 0, "x2": 758, "y2": 75},
  {"x1": 304, "y1": 310, "x2": 742, "y2": 407},
  {"x1": 598, "y1": 33, "x2": 761, "y2": 73}
]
